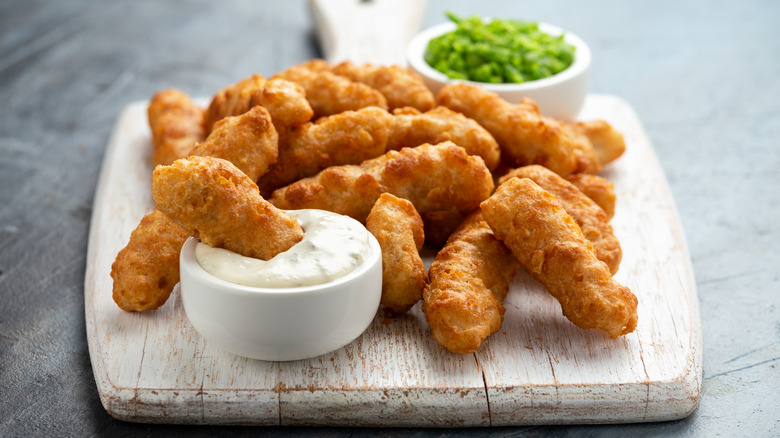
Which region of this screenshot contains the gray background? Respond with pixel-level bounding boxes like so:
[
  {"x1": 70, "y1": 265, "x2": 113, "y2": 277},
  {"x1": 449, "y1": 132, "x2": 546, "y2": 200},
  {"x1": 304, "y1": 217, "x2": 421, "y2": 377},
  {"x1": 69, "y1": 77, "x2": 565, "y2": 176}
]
[{"x1": 1, "y1": 0, "x2": 778, "y2": 436}]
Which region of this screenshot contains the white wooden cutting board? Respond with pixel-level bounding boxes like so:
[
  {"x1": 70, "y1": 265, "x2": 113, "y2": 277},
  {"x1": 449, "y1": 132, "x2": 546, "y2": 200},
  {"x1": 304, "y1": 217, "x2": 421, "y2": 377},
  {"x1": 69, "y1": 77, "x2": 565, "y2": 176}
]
[{"x1": 84, "y1": 94, "x2": 701, "y2": 426}]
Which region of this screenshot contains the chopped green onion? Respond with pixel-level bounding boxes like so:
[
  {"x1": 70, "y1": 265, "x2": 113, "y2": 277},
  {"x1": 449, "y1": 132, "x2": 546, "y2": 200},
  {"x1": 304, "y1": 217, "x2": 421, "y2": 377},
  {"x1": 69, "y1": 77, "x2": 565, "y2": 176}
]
[{"x1": 424, "y1": 13, "x2": 576, "y2": 84}]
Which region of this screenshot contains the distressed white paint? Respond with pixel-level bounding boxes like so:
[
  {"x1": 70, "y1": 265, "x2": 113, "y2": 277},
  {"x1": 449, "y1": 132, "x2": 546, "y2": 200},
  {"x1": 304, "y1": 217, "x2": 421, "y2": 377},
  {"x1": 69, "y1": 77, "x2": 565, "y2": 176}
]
[
  {"x1": 84, "y1": 96, "x2": 701, "y2": 425},
  {"x1": 309, "y1": 0, "x2": 427, "y2": 65}
]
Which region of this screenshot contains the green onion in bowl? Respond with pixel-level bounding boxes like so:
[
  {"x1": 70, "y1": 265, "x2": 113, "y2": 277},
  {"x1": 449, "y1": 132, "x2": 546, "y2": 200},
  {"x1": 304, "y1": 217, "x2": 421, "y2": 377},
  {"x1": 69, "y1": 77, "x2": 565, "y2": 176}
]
[{"x1": 424, "y1": 12, "x2": 576, "y2": 84}]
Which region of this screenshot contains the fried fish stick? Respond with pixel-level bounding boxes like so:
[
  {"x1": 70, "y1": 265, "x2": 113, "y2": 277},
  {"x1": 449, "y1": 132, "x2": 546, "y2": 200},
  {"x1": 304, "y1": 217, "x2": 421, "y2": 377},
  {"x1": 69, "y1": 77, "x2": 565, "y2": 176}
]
[
  {"x1": 365, "y1": 142, "x2": 494, "y2": 243},
  {"x1": 423, "y1": 211, "x2": 520, "y2": 353},
  {"x1": 498, "y1": 165, "x2": 622, "y2": 274},
  {"x1": 567, "y1": 119, "x2": 626, "y2": 165},
  {"x1": 148, "y1": 88, "x2": 206, "y2": 166},
  {"x1": 436, "y1": 83, "x2": 600, "y2": 176},
  {"x1": 113, "y1": 108, "x2": 280, "y2": 312},
  {"x1": 387, "y1": 106, "x2": 501, "y2": 171},
  {"x1": 204, "y1": 74, "x2": 313, "y2": 134},
  {"x1": 330, "y1": 61, "x2": 435, "y2": 112},
  {"x1": 480, "y1": 178, "x2": 638, "y2": 338},
  {"x1": 366, "y1": 193, "x2": 427, "y2": 315},
  {"x1": 256, "y1": 106, "x2": 392, "y2": 195},
  {"x1": 270, "y1": 142, "x2": 494, "y2": 244},
  {"x1": 152, "y1": 156, "x2": 303, "y2": 260},
  {"x1": 273, "y1": 63, "x2": 388, "y2": 119},
  {"x1": 566, "y1": 173, "x2": 616, "y2": 219},
  {"x1": 190, "y1": 105, "x2": 278, "y2": 181},
  {"x1": 269, "y1": 165, "x2": 385, "y2": 220},
  {"x1": 111, "y1": 210, "x2": 190, "y2": 312}
]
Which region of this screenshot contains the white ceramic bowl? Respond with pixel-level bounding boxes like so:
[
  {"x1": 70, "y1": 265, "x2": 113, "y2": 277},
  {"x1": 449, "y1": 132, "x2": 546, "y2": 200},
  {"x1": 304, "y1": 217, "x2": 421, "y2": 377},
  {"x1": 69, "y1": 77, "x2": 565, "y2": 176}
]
[
  {"x1": 179, "y1": 227, "x2": 382, "y2": 362},
  {"x1": 407, "y1": 20, "x2": 591, "y2": 121}
]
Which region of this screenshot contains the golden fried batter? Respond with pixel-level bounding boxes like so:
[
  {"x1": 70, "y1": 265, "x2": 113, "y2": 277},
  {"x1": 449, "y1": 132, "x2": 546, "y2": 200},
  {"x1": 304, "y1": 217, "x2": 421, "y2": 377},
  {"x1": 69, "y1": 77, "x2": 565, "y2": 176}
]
[
  {"x1": 190, "y1": 105, "x2": 278, "y2": 181},
  {"x1": 366, "y1": 193, "x2": 427, "y2": 315},
  {"x1": 436, "y1": 83, "x2": 601, "y2": 176},
  {"x1": 269, "y1": 165, "x2": 384, "y2": 220},
  {"x1": 204, "y1": 74, "x2": 313, "y2": 134},
  {"x1": 499, "y1": 165, "x2": 622, "y2": 274},
  {"x1": 111, "y1": 210, "x2": 190, "y2": 312},
  {"x1": 147, "y1": 88, "x2": 205, "y2": 167},
  {"x1": 422, "y1": 211, "x2": 520, "y2": 353},
  {"x1": 330, "y1": 61, "x2": 435, "y2": 112},
  {"x1": 567, "y1": 119, "x2": 626, "y2": 165},
  {"x1": 273, "y1": 62, "x2": 388, "y2": 119},
  {"x1": 566, "y1": 173, "x2": 616, "y2": 219},
  {"x1": 387, "y1": 106, "x2": 501, "y2": 171},
  {"x1": 256, "y1": 106, "x2": 392, "y2": 195},
  {"x1": 270, "y1": 142, "x2": 494, "y2": 244},
  {"x1": 152, "y1": 156, "x2": 303, "y2": 260},
  {"x1": 480, "y1": 177, "x2": 638, "y2": 338},
  {"x1": 365, "y1": 142, "x2": 494, "y2": 244}
]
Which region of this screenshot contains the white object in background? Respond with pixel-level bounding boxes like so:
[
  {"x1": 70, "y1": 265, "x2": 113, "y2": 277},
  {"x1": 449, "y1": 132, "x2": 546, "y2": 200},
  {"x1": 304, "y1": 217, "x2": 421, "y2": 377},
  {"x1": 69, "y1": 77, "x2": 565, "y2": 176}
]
[
  {"x1": 407, "y1": 21, "x2": 591, "y2": 121},
  {"x1": 309, "y1": 0, "x2": 427, "y2": 65}
]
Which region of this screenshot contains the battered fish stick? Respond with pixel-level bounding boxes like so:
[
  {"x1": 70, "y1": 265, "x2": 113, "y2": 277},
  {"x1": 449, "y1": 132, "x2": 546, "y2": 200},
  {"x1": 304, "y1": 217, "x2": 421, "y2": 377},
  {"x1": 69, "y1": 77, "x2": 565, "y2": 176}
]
[
  {"x1": 331, "y1": 61, "x2": 435, "y2": 112},
  {"x1": 436, "y1": 83, "x2": 600, "y2": 176},
  {"x1": 498, "y1": 165, "x2": 622, "y2": 274},
  {"x1": 364, "y1": 142, "x2": 494, "y2": 243},
  {"x1": 111, "y1": 210, "x2": 190, "y2": 312},
  {"x1": 270, "y1": 142, "x2": 494, "y2": 244},
  {"x1": 148, "y1": 88, "x2": 206, "y2": 166},
  {"x1": 423, "y1": 211, "x2": 520, "y2": 354},
  {"x1": 152, "y1": 156, "x2": 303, "y2": 260},
  {"x1": 567, "y1": 119, "x2": 626, "y2": 165},
  {"x1": 366, "y1": 193, "x2": 427, "y2": 315},
  {"x1": 257, "y1": 106, "x2": 392, "y2": 195},
  {"x1": 204, "y1": 74, "x2": 313, "y2": 134},
  {"x1": 387, "y1": 106, "x2": 501, "y2": 171},
  {"x1": 190, "y1": 105, "x2": 278, "y2": 181},
  {"x1": 273, "y1": 62, "x2": 388, "y2": 119},
  {"x1": 113, "y1": 108, "x2": 280, "y2": 312},
  {"x1": 480, "y1": 178, "x2": 638, "y2": 338},
  {"x1": 566, "y1": 173, "x2": 616, "y2": 219}
]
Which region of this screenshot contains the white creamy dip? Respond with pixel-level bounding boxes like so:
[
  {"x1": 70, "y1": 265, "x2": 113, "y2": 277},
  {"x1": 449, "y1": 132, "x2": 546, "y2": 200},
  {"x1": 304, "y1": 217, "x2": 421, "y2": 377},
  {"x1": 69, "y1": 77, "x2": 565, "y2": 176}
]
[{"x1": 195, "y1": 209, "x2": 373, "y2": 288}]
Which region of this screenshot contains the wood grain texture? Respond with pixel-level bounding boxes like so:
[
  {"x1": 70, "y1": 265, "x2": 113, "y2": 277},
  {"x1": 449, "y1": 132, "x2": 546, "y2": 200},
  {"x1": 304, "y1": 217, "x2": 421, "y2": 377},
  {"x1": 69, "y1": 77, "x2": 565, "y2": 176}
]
[{"x1": 84, "y1": 95, "x2": 701, "y2": 426}]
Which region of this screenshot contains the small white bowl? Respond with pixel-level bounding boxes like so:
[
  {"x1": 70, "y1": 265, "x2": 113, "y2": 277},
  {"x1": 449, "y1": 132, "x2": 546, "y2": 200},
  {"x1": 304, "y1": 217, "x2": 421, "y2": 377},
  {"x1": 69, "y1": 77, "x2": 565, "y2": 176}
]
[
  {"x1": 407, "y1": 20, "x2": 591, "y2": 121},
  {"x1": 179, "y1": 228, "x2": 382, "y2": 362}
]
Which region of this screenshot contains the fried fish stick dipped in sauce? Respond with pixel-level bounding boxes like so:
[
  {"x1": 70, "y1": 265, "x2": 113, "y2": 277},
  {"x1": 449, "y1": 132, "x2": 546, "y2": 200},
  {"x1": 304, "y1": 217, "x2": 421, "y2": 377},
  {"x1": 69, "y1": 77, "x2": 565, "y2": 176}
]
[
  {"x1": 480, "y1": 178, "x2": 638, "y2": 338},
  {"x1": 110, "y1": 210, "x2": 190, "y2": 312},
  {"x1": 111, "y1": 106, "x2": 282, "y2": 312},
  {"x1": 152, "y1": 156, "x2": 303, "y2": 260},
  {"x1": 566, "y1": 173, "x2": 616, "y2": 220},
  {"x1": 499, "y1": 165, "x2": 622, "y2": 274},
  {"x1": 436, "y1": 83, "x2": 601, "y2": 176},
  {"x1": 566, "y1": 119, "x2": 626, "y2": 166},
  {"x1": 257, "y1": 106, "x2": 392, "y2": 195},
  {"x1": 386, "y1": 106, "x2": 501, "y2": 171},
  {"x1": 273, "y1": 61, "x2": 388, "y2": 119},
  {"x1": 191, "y1": 105, "x2": 278, "y2": 181},
  {"x1": 148, "y1": 88, "x2": 206, "y2": 166},
  {"x1": 423, "y1": 211, "x2": 521, "y2": 354},
  {"x1": 366, "y1": 193, "x2": 428, "y2": 315},
  {"x1": 330, "y1": 61, "x2": 435, "y2": 112},
  {"x1": 204, "y1": 74, "x2": 313, "y2": 134},
  {"x1": 270, "y1": 142, "x2": 494, "y2": 244}
]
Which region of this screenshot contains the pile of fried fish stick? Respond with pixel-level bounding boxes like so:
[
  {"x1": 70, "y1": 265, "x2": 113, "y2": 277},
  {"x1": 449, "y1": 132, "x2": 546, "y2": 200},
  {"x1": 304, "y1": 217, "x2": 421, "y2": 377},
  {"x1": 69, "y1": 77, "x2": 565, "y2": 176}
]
[{"x1": 111, "y1": 59, "x2": 637, "y2": 354}]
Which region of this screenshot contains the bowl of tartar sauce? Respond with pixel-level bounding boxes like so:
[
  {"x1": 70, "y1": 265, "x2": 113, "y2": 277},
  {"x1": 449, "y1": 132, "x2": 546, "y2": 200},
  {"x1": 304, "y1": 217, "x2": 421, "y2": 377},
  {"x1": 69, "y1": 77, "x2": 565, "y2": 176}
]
[{"x1": 179, "y1": 209, "x2": 382, "y2": 361}]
